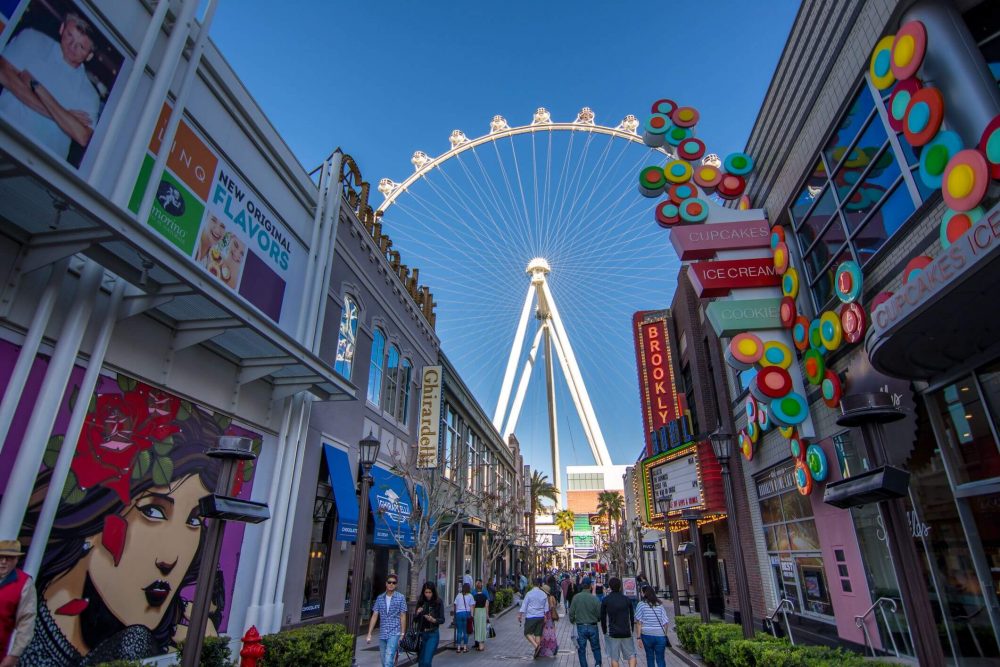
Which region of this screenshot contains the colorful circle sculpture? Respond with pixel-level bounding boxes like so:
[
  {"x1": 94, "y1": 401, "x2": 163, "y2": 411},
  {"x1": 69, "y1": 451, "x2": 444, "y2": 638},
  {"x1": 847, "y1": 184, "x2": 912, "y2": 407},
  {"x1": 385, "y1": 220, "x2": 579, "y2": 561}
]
[
  {"x1": 804, "y1": 348, "x2": 826, "y2": 385},
  {"x1": 664, "y1": 160, "x2": 694, "y2": 184},
  {"x1": 694, "y1": 165, "x2": 722, "y2": 190},
  {"x1": 819, "y1": 311, "x2": 844, "y2": 351},
  {"x1": 808, "y1": 318, "x2": 824, "y2": 352},
  {"x1": 789, "y1": 433, "x2": 806, "y2": 461},
  {"x1": 651, "y1": 99, "x2": 678, "y2": 116},
  {"x1": 780, "y1": 296, "x2": 797, "y2": 329},
  {"x1": 979, "y1": 114, "x2": 1000, "y2": 180},
  {"x1": 679, "y1": 198, "x2": 709, "y2": 223},
  {"x1": 782, "y1": 268, "x2": 800, "y2": 298},
  {"x1": 943, "y1": 149, "x2": 989, "y2": 212},
  {"x1": 941, "y1": 207, "x2": 984, "y2": 248},
  {"x1": 758, "y1": 403, "x2": 771, "y2": 430},
  {"x1": 870, "y1": 35, "x2": 897, "y2": 90},
  {"x1": 892, "y1": 21, "x2": 927, "y2": 80},
  {"x1": 668, "y1": 183, "x2": 698, "y2": 204},
  {"x1": 903, "y1": 87, "x2": 944, "y2": 147},
  {"x1": 716, "y1": 173, "x2": 747, "y2": 200},
  {"x1": 655, "y1": 201, "x2": 680, "y2": 228},
  {"x1": 753, "y1": 366, "x2": 793, "y2": 400},
  {"x1": 840, "y1": 302, "x2": 867, "y2": 344},
  {"x1": 746, "y1": 395, "x2": 758, "y2": 423},
  {"x1": 888, "y1": 79, "x2": 922, "y2": 132},
  {"x1": 672, "y1": 106, "x2": 700, "y2": 128},
  {"x1": 902, "y1": 256, "x2": 933, "y2": 284},
  {"x1": 643, "y1": 114, "x2": 672, "y2": 144},
  {"x1": 771, "y1": 225, "x2": 785, "y2": 250},
  {"x1": 770, "y1": 392, "x2": 809, "y2": 426},
  {"x1": 665, "y1": 125, "x2": 693, "y2": 146},
  {"x1": 792, "y1": 316, "x2": 810, "y2": 351},
  {"x1": 739, "y1": 430, "x2": 753, "y2": 461},
  {"x1": 727, "y1": 332, "x2": 764, "y2": 369},
  {"x1": 678, "y1": 138, "x2": 706, "y2": 162},
  {"x1": 773, "y1": 242, "x2": 790, "y2": 275},
  {"x1": 806, "y1": 444, "x2": 829, "y2": 483},
  {"x1": 919, "y1": 130, "x2": 962, "y2": 190},
  {"x1": 747, "y1": 421, "x2": 760, "y2": 444},
  {"x1": 779, "y1": 425, "x2": 795, "y2": 439},
  {"x1": 739, "y1": 195, "x2": 751, "y2": 210},
  {"x1": 834, "y1": 261, "x2": 863, "y2": 303},
  {"x1": 795, "y1": 460, "x2": 814, "y2": 495},
  {"x1": 870, "y1": 292, "x2": 894, "y2": 318},
  {"x1": 724, "y1": 153, "x2": 754, "y2": 176},
  {"x1": 639, "y1": 166, "x2": 666, "y2": 197},
  {"x1": 761, "y1": 341, "x2": 794, "y2": 369},
  {"x1": 822, "y1": 369, "x2": 843, "y2": 408}
]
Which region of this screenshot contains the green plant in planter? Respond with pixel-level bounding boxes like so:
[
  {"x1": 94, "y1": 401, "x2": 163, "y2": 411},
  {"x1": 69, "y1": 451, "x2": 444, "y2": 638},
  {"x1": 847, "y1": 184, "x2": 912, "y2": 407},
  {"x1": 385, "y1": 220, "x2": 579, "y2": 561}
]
[
  {"x1": 176, "y1": 635, "x2": 234, "y2": 667},
  {"x1": 259, "y1": 623, "x2": 353, "y2": 667}
]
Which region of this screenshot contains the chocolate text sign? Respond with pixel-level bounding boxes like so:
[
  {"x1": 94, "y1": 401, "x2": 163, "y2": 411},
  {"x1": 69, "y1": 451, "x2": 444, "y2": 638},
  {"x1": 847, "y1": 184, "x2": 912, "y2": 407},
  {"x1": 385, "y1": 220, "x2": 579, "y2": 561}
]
[
  {"x1": 669, "y1": 219, "x2": 771, "y2": 260},
  {"x1": 689, "y1": 257, "x2": 780, "y2": 298}
]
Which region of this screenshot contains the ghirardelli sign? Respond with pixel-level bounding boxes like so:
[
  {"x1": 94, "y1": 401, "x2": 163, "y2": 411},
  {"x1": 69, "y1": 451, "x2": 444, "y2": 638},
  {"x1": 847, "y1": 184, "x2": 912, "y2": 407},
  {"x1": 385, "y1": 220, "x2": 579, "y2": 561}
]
[{"x1": 418, "y1": 365, "x2": 442, "y2": 468}]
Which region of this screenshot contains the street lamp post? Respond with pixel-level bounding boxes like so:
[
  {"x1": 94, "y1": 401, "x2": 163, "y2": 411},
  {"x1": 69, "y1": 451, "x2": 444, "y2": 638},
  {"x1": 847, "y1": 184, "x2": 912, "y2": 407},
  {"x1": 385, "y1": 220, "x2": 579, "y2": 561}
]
[
  {"x1": 680, "y1": 508, "x2": 710, "y2": 623},
  {"x1": 710, "y1": 429, "x2": 755, "y2": 639},
  {"x1": 348, "y1": 432, "x2": 381, "y2": 667},
  {"x1": 654, "y1": 491, "x2": 682, "y2": 620}
]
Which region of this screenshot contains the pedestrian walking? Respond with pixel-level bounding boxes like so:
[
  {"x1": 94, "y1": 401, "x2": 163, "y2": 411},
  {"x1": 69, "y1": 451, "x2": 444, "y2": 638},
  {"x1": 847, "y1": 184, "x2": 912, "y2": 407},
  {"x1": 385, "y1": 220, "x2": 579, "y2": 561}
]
[
  {"x1": 635, "y1": 585, "x2": 670, "y2": 667},
  {"x1": 367, "y1": 574, "x2": 408, "y2": 667},
  {"x1": 414, "y1": 582, "x2": 445, "y2": 667},
  {"x1": 537, "y1": 584, "x2": 559, "y2": 657},
  {"x1": 472, "y1": 579, "x2": 490, "y2": 651},
  {"x1": 560, "y1": 574, "x2": 572, "y2": 613},
  {"x1": 453, "y1": 582, "x2": 475, "y2": 653},
  {"x1": 568, "y1": 576, "x2": 602, "y2": 667},
  {"x1": 601, "y1": 577, "x2": 636, "y2": 667},
  {"x1": 517, "y1": 576, "x2": 549, "y2": 658},
  {"x1": 462, "y1": 570, "x2": 474, "y2": 589},
  {"x1": 0, "y1": 540, "x2": 36, "y2": 667}
]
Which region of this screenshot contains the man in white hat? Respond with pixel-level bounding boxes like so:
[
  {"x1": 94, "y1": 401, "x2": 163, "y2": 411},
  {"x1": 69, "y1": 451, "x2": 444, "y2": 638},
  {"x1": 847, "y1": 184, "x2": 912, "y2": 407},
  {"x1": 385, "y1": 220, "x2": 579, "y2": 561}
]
[{"x1": 0, "y1": 540, "x2": 35, "y2": 666}]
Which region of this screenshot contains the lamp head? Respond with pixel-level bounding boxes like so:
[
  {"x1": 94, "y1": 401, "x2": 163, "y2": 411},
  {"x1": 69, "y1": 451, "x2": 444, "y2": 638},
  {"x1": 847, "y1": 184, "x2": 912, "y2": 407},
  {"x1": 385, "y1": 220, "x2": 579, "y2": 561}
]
[
  {"x1": 359, "y1": 431, "x2": 381, "y2": 467},
  {"x1": 709, "y1": 429, "x2": 733, "y2": 462}
]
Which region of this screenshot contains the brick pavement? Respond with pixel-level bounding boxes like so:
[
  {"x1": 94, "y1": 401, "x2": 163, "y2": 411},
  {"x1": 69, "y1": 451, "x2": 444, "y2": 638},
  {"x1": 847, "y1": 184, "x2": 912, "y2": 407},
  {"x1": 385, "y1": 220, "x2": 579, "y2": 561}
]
[{"x1": 355, "y1": 599, "x2": 696, "y2": 666}]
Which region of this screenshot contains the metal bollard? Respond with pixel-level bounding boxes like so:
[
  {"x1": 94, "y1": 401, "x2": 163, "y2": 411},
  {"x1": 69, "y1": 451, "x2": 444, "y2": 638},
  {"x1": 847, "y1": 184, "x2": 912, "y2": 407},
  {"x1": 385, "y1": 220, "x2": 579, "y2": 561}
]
[{"x1": 240, "y1": 626, "x2": 266, "y2": 667}]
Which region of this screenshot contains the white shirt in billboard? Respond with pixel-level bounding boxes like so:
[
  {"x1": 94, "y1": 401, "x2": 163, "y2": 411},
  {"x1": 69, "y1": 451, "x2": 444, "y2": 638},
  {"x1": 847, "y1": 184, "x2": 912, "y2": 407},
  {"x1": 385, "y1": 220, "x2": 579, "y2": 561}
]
[{"x1": 0, "y1": 28, "x2": 99, "y2": 160}]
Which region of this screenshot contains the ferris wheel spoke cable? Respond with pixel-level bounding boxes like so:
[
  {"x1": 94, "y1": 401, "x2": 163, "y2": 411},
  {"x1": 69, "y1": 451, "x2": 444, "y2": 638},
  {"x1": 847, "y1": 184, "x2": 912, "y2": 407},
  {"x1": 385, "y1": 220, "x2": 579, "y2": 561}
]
[
  {"x1": 548, "y1": 132, "x2": 592, "y2": 253},
  {"x1": 469, "y1": 146, "x2": 531, "y2": 247},
  {"x1": 401, "y1": 174, "x2": 506, "y2": 259},
  {"x1": 545, "y1": 129, "x2": 578, "y2": 252},
  {"x1": 551, "y1": 132, "x2": 606, "y2": 245},
  {"x1": 493, "y1": 136, "x2": 535, "y2": 252},
  {"x1": 559, "y1": 136, "x2": 644, "y2": 239},
  {"x1": 555, "y1": 132, "x2": 624, "y2": 239}
]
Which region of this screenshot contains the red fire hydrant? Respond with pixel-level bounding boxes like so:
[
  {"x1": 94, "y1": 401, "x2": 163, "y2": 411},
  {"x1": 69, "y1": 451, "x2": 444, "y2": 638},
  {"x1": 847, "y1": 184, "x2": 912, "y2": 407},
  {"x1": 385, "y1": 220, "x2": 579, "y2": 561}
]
[{"x1": 240, "y1": 626, "x2": 266, "y2": 667}]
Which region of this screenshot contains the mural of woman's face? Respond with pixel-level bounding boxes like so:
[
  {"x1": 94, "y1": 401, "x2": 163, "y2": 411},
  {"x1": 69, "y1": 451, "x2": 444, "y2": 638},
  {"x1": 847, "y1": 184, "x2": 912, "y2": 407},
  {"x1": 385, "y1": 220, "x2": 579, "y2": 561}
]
[{"x1": 87, "y1": 474, "x2": 208, "y2": 628}]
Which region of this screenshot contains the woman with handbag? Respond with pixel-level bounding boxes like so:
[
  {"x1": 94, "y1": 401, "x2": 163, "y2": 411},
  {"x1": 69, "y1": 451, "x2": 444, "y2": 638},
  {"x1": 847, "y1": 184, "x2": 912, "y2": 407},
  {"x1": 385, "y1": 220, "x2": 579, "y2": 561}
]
[
  {"x1": 635, "y1": 585, "x2": 671, "y2": 667},
  {"x1": 411, "y1": 582, "x2": 445, "y2": 667},
  {"x1": 537, "y1": 584, "x2": 560, "y2": 657},
  {"x1": 453, "y1": 582, "x2": 475, "y2": 653},
  {"x1": 472, "y1": 579, "x2": 490, "y2": 651}
]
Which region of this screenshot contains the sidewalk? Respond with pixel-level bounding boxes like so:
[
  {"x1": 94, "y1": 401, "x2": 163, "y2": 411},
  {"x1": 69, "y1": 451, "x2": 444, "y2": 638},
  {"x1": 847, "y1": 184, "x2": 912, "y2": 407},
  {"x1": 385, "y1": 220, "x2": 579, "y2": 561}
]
[{"x1": 354, "y1": 600, "x2": 695, "y2": 666}]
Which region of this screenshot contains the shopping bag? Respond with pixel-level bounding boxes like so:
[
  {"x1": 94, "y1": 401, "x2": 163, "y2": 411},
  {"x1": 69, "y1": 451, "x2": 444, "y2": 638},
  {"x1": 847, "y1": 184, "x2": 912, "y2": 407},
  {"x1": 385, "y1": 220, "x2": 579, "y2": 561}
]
[
  {"x1": 466, "y1": 615, "x2": 474, "y2": 634},
  {"x1": 400, "y1": 628, "x2": 422, "y2": 653},
  {"x1": 487, "y1": 622, "x2": 497, "y2": 638}
]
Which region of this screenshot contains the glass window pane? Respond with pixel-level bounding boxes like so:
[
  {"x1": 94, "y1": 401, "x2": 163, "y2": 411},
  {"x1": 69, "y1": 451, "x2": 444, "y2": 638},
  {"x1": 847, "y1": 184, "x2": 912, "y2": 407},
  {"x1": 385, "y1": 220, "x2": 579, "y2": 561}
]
[
  {"x1": 963, "y1": 492, "x2": 1000, "y2": 657},
  {"x1": 805, "y1": 217, "x2": 847, "y2": 271},
  {"x1": 853, "y1": 182, "x2": 916, "y2": 265},
  {"x1": 831, "y1": 119, "x2": 889, "y2": 202},
  {"x1": 367, "y1": 329, "x2": 386, "y2": 405},
  {"x1": 976, "y1": 361, "x2": 1000, "y2": 438},
  {"x1": 807, "y1": 244, "x2": 852, "y2": 309},
  {"x1": 797, "y1": 556, "x2": 834, "y2": 616},
  {"x1": 823, "y1": 89, "x2": 876, "y2": 173},
  {"x1": 781, "y1": 489, "x2": 811, "y2": 521},
  {"x1": 841, "y1": 149, "x2": 901, "y2": 231},
  {"x1": 765, "y1": 525, "x2": 779, "y2": 552},
  {"x1": 761, "y1": 495, "x2": 782, "y2": 524},
  {"x1": 933, "y1": 381, "x2": 1000, "y2": 484},
  {"x1": 788, "y1": 520, "x2": 821, "y2": 551},
  {"x1": 790, "y1": 161, "x2": 827, "y2": 227},
  {"x1": 796, "y1": 186, "x2": 837, "y2": 250}
]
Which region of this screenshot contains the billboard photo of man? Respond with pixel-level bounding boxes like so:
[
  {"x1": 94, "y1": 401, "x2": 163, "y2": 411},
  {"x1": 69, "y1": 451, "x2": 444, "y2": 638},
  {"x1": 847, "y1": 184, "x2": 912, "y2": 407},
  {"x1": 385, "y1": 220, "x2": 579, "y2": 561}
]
[{"x1": 0, "y1": 0, "x2": 123, "y2": 168}]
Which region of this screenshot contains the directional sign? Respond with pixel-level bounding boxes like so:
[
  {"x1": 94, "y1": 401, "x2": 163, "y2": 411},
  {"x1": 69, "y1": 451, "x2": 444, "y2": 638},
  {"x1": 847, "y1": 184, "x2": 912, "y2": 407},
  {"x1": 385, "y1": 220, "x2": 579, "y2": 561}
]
[
  {"x1": 706, "y1": 298, "x2": 783, "y2": 336},
  {"x1": 669, "y1": 219, "x2": 771, "y2": 260},
  {"x1": 689, "y1": 257, "x2": 781, "y2": 298}
]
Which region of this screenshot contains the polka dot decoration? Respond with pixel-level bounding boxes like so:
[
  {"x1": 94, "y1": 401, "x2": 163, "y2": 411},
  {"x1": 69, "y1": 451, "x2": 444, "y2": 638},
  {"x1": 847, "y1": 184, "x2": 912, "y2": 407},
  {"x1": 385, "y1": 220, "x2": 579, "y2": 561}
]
[
  {"x1": 943, "y1": 149, "x2": 989, "y2": 211},
  {"x1": 770, "y1": 225, "x2": 785, "y2": 250},
  {"x1": 651, "y1": 99, "x2": 677, "y2": 116},
  {"x1": 891, "y1": 20, "x2": 927, "y2": 80},
  {"x1": 903, "y1": 256, "x2": 933, "y2": 284},
  {"x1": 795, "y1": 460, "x2": 814, "y2": 495},
  {"x1": 808, "y1": 318, "x2": 824, "y2": 352},
  {"x1": 724, "y1": 153, "x2": 754, "y2": 176},
  {"x1": 726, "y1": 332, "x2": 764, "y2": 370},
  {"x1": 747, "y1": 421, "x2": 760, "y2": 444},
  {"x1": 941, "y1": 207, "x2": 984, "y2": 248},
  {"x1": 804, "y1": 349, "x2": 825, "y2": 385},
  {"x1": 761, "y1": 341, "x2": 794, "y2": 369},
  {"x1": 677, "y1": 138, "x2": 706, "y2": 162},
  {"x1": 869, "y1": 35, "x2": 897, "y2": 90},
  {"x1": 840, "y1": 302, "x2": 867, "y2": 344},
  {"x1": 834, "y1": 261, "x2": 863, "y2": 303},
  {"x1": 753, "y1": 366, "x2": 793, "y2": 401},
  {"x1": 693, "y1": 165, "x2": 722, "y2": 190},
  {"x1": 782, "y1": 268, "x2": 799, "y2": 298},
  {"x1": 716, "y1": 173, "x2": 746, "y2": 200},
  {"x1": 806, "y1": 444, "x2": 829, "y2": 483},
  {"x1": 758, "y1": 403, "x2": 771, "y2": 431},
  {"x1": 792, "y1": 316, "x2": 810, "y2": 352},
  {"x1": 779, "y1": 425, "x2": 795, "y2": 439},
  {"x1": 668, "y1": 183, "x2": 697, "y2": 204},
  {"x1": 642, "y1": 114, "x2": 672, "y2": 148},
  {"x1": 779, "y1": 296, "x2": 797, "y2": 329},
  {"x1": 820, "y1": 311, "x2": 843, "y2": 351},
  {"x1": 888, "y1": 79, "x2": 922, "y2": 132},
  {"x1": 679, "y1": 198, "x2": 709, "y2": 223},
  {"x1": 664, "y1": 160, "x2": 694, "y2": 184},
  {"x1": 789, "y1": 433, "x2": 806, "y2": 461},
  {"x1": 739, "y1": 195, "x2": 751, "y2": 210},
  {"x1": 770, "y1": 392, "x2": 809, "y2": 427},
  {"x1": 919, "y1": 130, "x2": 962, "y2": 190},
  {"x1": 745, "y1": 395, "x2": 758, "y2": 423},
  {"x1": 665, "y1": 125, "x2": 693, "y2": 147},
  {"x1": 903, "y1": 87, "x2": 944, "y2": 147},
  {"x1": 822, "y1": 369, "x2": 843, "y2": 408},
  {"x1": 979, "y1": 114, "x2": 1000, "y2": 179},
  {"x1": 739, "y1": 430, "x2": 753, "y2": 461},
  {"x1": 672, "y1": 106, "x2": 700, "y2": 128},
  {"x1": 639, "y1": 166, "x2": 666, "y2": 197},
  {"x1": 773, "y1": 242, "x2": 789, "y2": 275},
  {"x1": 655, "y1": 201, "x2": 681, "y2": 228}
]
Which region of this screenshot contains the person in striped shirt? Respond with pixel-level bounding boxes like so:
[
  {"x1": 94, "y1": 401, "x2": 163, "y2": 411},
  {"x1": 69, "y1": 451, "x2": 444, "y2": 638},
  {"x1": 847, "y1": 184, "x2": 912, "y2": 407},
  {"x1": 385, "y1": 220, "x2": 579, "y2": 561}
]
[{"x1": 634, "y1": 586, "x2": 670, "y2": 667}]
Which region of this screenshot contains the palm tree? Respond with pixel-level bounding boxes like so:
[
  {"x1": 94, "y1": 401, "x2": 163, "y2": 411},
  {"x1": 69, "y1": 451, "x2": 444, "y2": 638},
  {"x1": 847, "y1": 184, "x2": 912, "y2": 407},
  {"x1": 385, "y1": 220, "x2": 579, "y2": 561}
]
[
  {"x1": 529, "y1": 471, "x2": 558, "y2": 575},
  {"x1": 554, "y1": 509, "x2": 576, "y2": 569},
  {"x1": 597, "y1": 491, "x2": 625, "y2": 537}
]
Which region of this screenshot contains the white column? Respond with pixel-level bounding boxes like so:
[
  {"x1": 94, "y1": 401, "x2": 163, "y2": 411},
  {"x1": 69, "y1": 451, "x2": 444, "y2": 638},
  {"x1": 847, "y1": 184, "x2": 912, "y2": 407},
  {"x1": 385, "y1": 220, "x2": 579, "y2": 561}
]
[
  {"x1": 24, "y1": 278, "x2": 126, "y2": 575},
  {"x1": 309, "y1": 152, "x2": 345, "y2": 353},
  {"x1": 296, "y1": 159, "x2": 331, "y2": 342},
  {"x1": 494, "y1": 287, "x2": 535, "y2": 429},
  {"x1": 0, "y1": 261, "x2": 103, "y2": 538},
  {"x1": 542, "y1": 326, "x2": 562, "y2": 509},
  {"x1": 0, "y1": 258, "x2": 70, "y2": 456},
  {"x1": 502, "y1": 326, "x2": 545, "y2": 440}
]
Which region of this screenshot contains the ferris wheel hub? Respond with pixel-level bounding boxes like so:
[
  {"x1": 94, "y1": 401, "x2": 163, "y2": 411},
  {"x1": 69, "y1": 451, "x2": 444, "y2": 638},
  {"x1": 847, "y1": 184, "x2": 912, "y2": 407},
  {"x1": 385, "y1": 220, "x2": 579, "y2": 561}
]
[{"x1": 526, "y1": 257, "x2": 551, "y2": 278}]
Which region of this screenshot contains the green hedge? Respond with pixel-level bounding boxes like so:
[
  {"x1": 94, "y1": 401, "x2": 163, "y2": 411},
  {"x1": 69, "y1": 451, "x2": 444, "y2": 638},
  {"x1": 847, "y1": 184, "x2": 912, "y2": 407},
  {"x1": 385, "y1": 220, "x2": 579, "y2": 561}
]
[
  {"x1": 673, "y1": 617, "x2": 871, "y2": 667},
  {"x1": 493, "y1": 587, "x2": 514, "y2": 612},
  {"x1": 176, "y1": 636, "x2": 235, "y2": 667},
  {"x1": 258, "y1": 624, "x2": 353, "y2": 667}
]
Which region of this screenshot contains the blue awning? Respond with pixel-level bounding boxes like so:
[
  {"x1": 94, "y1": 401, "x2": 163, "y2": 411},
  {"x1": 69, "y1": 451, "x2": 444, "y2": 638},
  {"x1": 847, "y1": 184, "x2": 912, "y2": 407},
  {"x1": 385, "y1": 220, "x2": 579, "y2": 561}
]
[
  {"x1": 369, "y1": 465, "x2": 414, "y2": 547},
  {"x1": 323, "y1": 444, "x2": 359, "y2": 542}
]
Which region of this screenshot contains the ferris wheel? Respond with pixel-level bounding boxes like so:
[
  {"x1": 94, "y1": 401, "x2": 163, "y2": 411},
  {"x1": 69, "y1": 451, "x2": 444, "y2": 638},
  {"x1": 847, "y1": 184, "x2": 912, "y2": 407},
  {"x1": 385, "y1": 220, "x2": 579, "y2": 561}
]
[{"x1": 376, "y1": 106, "x2": 686, "y2": 491}]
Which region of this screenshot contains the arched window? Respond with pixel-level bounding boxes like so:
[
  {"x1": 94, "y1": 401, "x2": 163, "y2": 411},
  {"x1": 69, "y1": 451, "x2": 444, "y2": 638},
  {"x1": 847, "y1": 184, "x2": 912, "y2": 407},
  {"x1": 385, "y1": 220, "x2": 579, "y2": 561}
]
[
  {"x1": 367, "y1": 328, "x2": 386, "y2": 405},
  {"x1": 334, "y1": 296, "x2": 359, "y2": 379},
  {"x1": 384, "y1": 345, "x2": 401, "y2": 416},
  {"x1": 396, "y1": 358, "x2": 413, "y2": 424}
]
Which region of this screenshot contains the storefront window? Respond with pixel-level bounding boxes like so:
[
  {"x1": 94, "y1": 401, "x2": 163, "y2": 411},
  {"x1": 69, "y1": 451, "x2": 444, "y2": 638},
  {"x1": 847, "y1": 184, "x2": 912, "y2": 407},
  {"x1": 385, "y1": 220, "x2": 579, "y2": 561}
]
[
  {"x1": 367, "y1": 328, "x2": 386, "y2": 405},
  {"x1": 302, "y1": 460, "x2": 334, "y2": 619},
  {"x1": 334, "y1": 295, "x2": 359, "y2": 379},
  {"x1": 384, "y1": 345, "x2": 400, "y2": 417},
  {"x1": 932, "y1": 378, "x2": 1000, "y2": 485},
  {"x1": 397, "y1": 358, "x2": 412, "y2": 424}
]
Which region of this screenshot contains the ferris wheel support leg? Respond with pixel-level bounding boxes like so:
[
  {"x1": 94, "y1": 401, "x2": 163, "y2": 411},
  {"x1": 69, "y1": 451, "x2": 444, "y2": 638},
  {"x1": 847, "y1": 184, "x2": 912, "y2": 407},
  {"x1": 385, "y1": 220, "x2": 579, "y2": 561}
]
[
  {"x1": 543, "y1": 325, "x2": 563, "y2": 510},
  {"x1": 540, "y1": 280, "x2": 612, "y2": 466},
  {"x1": 502, "y1": 327, "x2": 545, "y2": 441},
  {"x1": 494, "y1": 286, "x2": 536, "y2": 430}
]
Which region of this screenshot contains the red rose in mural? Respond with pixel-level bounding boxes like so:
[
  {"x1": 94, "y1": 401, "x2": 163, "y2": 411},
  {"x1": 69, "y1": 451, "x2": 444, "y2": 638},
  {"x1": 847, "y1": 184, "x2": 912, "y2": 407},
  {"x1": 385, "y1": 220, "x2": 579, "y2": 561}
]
[{"x1": 134, "y1": 383, "x2": 181, "y2": 440}]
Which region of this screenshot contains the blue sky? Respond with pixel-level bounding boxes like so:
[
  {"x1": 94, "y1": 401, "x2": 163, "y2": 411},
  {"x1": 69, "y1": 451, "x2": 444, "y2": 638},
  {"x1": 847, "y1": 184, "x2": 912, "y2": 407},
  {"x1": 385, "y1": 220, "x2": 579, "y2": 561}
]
[{"x1": 210, "y1": 1, "x2": 798, "y2": 491}]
